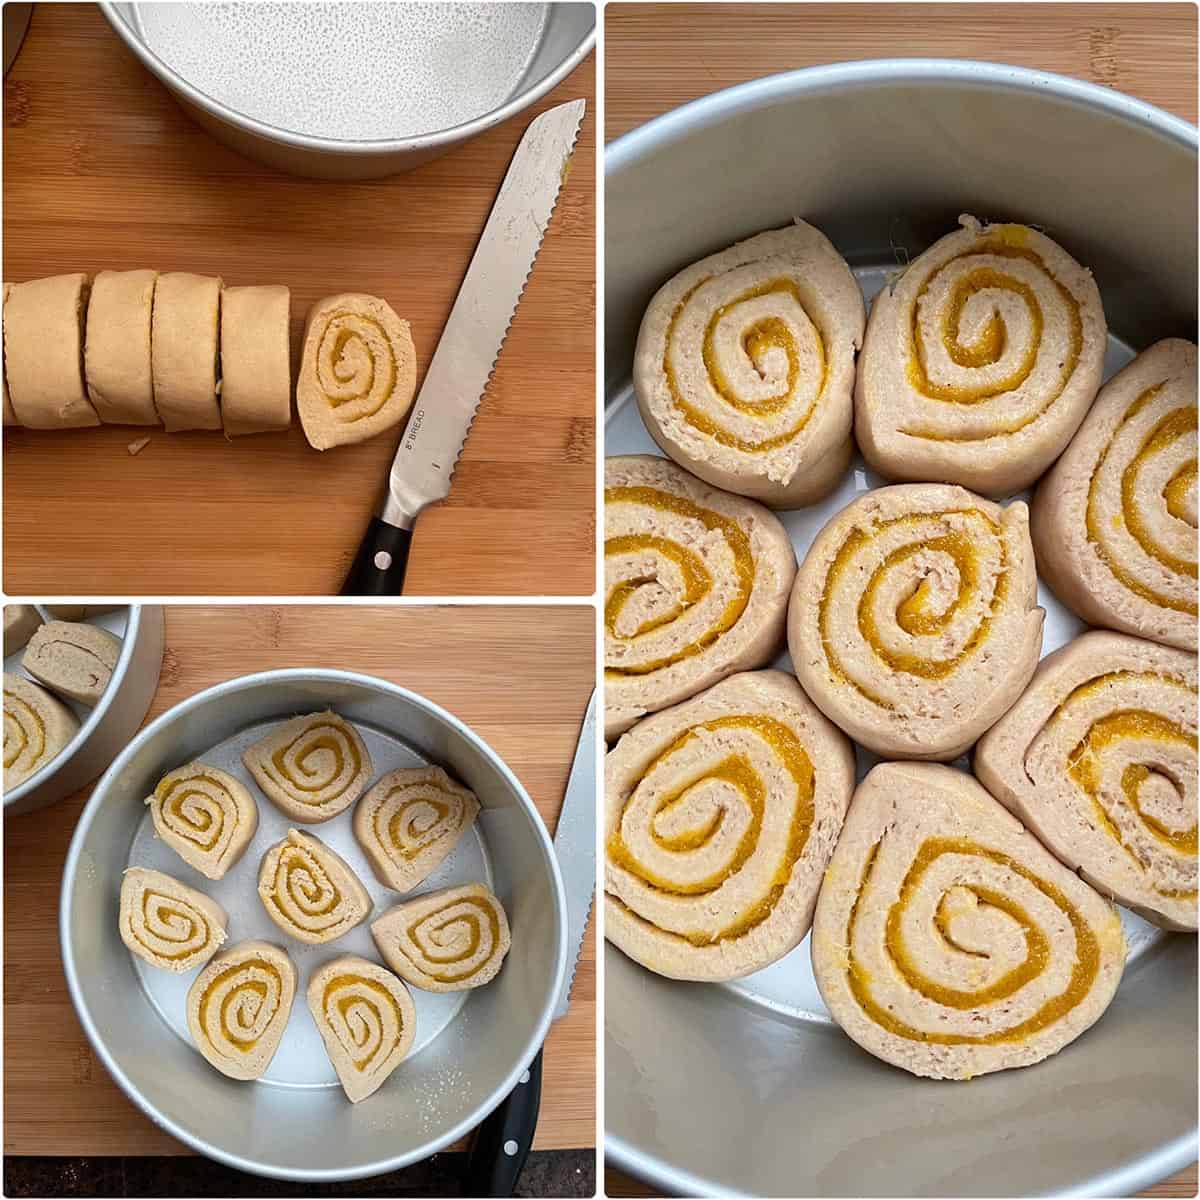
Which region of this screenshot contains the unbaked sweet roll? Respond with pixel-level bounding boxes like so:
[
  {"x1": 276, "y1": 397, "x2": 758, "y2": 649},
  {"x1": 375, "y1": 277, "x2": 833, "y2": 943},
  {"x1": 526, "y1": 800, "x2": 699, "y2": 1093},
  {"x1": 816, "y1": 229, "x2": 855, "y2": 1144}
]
[
  {"x1": 84, "y1": 269, "x2": 160, "y2": 425},
  {"x1": 811, "y1": 762, "x2": 1126, "y2": 1080},
  {"x1": 354, "y1": 766, "x2": 480, "y2": 893},
  {"x1": 606, "y1": 669, "x2": 855, "y2": 980},
  {"x1": 257, "y1": 829, "x2": 373, "y2": 944},
  {"x1": 371, "y1": 882, "x2": 511, "y2": 992},
  {"x1": 151, "y1": 272, "x2": 223, "y2": 431},
  {"x1": 855, "y1": 215, "x2": 1106, "y2": 496},
  {"x1": 220, "y1": 284, "x2": 292, "y2": 436},
  {"x1": 119, "y1": 867, "x2": 228, "y2": 972},
  {"x1": 3, "y1": 605, "x2": 41, "y2": 657},
  {"x1": 788, "y1": 483, "x2": 1044, "y2": 759},
  {"x1": 1032, "y1": 339, "x2": 1197, "y2": 651},
  {"x1": 243, "y1": 711, "x2": 372, "y2": 823},
  {"x1": 3, "y1": 673, "x2": 79, "y2": 790},
  {"x1": 976, "y1": 631, "x2": 1197, "y2": 930},
  {"x1": 307, "y1": 955, "x2": 417, "y2": 1103},
  {"x1": 605, "y1": 454, "x2": 796, "y2": 740},
  {"x1": 22, "y1": 620, "x2": 122, "y2": 704},
  {"x1": 146, "y1": 763, "x2": 259, "y2": 880},
  {"x1": 632, "y1": 221, "x2": 866, "y2": 507},
  {"x1": 3, "y1": 274, "x2": 101, "y2": 428},
  {"x1": 186, "y1": 940, "x2": 296, "y2": 1081},
  {"x1": 296, "y1": 293, "x2": 417, "y2": 450}
]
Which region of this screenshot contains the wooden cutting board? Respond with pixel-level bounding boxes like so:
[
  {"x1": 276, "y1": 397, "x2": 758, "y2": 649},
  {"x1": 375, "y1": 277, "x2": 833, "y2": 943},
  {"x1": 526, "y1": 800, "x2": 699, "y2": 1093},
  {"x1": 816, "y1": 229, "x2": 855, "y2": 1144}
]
[
  {"x1": 2, "y1": 604, "x2": 595, "y2": 1155},
  {"x1": 2, "y1": 4, "x2": 595, "y2": 597}
]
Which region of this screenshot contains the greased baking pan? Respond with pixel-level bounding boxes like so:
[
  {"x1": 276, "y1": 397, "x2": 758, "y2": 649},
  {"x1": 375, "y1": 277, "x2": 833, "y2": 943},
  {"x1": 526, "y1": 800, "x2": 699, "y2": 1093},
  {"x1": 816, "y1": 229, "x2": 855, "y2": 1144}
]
[{"x1": 604, "y1": 60, "x2": 1197, "y2": 1198}]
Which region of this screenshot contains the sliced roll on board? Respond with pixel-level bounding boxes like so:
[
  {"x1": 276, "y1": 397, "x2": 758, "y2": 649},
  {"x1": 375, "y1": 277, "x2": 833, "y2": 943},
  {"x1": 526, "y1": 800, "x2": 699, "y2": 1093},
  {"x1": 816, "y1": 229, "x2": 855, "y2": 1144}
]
[
  {"x1": 219, "y1": 284, "x2": 293, "y2": 436},
  {"x1": 151, "y1": 272, "x2": 224, "y2": 432},
  {"x1": 84, "y1": 269, "x2": 160, "y2": 426},
  {"x1": 605, "y1": 669, "x2": 855, "y2": 981},
  {"x1": 118, "y1": 867, "x2": 228, "y2": 973},
  {"x1": 811, "y1": 762, "x2": 1126, "y2": 1080},
  {"x1": 976, "y1": 631, "x2": 1197, "y2": 931}
]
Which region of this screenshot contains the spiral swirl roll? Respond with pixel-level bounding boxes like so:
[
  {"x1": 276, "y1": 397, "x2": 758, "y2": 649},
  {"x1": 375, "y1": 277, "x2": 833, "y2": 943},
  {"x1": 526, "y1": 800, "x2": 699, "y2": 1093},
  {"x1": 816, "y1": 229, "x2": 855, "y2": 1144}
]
[
  {"x1": 811, "y1": 763, "x2": 1126, "y2": 1079},
  {"x1": 605, "y1": 455, "x2": 796, "y2": 740},
  {"x1": 3, "y1": 673, "x2": 79, "y2": 790},
  {"x1": 354, "y1": 766, "x2": 480, "y2": 893},
  {"x1": 606, "y1": 670, "x2": 855, "y2": 981},
  {"x1": 855, "y1": 215, "x2": 1106, "y2": 496},
  {"x1": 186, "y1": 940, "x2": 297, "y2": 1081},
  {"x1": 146, "y1": 763, "x2": 259, "y2": 881},
  {"x1": 296, "y1": 292, "x2": 417, "y2": 450},
  {"x1": 257, "y1": 829, "x2": 373, "y2": 945},
  {"x1": 23, "y1": 619, "x2": 121, "y2": 705},
  {"x1": 1032, "y1": 339, "x2": 1197, "y2": 651},
  {"x1": 633, "y1": 221, "x2": 866, "y2": 507},
  {"x1": 118, "y1": 867, "x2": 227, "y2": 973},
  {"x1": 977, "y1": 631, "x2": 1197, "y2": 930},
  {"x1": 371, "y1": 882, "x2": 511, "y2": 993},
  {"x1": 243, "y1": 711, "x2": 372, "y2": 823},
  {"x1": 788, "y1": 483, "x2": 1044, "y2": 760},
  {"x1": 307, "y1": 955, "x2": 417, "y2": 1103}
]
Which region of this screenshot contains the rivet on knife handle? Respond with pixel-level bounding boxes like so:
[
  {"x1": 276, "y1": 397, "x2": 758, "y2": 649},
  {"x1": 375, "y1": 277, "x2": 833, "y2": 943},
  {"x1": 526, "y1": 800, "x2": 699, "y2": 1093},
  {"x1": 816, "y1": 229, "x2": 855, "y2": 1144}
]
[{"x1": 341, "y1": 518, "x2": 413, "y2": 595}]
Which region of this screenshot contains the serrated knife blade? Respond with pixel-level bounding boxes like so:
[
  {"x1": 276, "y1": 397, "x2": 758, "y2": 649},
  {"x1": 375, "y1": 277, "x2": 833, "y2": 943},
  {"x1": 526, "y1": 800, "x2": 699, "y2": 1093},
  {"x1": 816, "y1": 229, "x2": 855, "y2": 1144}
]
[{"x1": 341, "y1": 96, "x2": 586, "y2": 595}]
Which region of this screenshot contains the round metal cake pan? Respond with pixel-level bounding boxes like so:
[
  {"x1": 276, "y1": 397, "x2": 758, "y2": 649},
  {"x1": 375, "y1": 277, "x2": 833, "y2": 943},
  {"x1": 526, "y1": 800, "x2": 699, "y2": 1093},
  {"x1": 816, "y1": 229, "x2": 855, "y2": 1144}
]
[
  {"x1": 5, "y1": 604, "x2": 165, "y2": 817},
  {"x1": 61, "y1": 668, "x2": 567, "y2": 1181},
  {"x1": 604, "y1": 60, "x2": 1197, "y2": 1198},
  {"x1": 98, "y1": 2, "x2": 594, "y2": 179}
]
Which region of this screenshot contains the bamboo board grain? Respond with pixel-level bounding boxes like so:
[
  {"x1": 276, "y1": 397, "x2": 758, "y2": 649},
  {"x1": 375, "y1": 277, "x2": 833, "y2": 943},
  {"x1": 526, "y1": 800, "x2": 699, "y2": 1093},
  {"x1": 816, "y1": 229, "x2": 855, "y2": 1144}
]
[
  {"x1": 2, "y1": 3, "x2": 595, "y2": 598},
  {"x1": 605, "y1": 2, "x2": 1198, "y2": 141},
  {"x1": 2, "y1": 604, "x2": 595, "y2": 1156}
]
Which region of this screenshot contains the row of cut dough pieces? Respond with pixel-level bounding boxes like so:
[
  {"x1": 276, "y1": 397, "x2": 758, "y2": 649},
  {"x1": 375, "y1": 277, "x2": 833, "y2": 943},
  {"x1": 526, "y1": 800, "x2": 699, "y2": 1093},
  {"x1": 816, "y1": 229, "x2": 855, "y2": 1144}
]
[{"x1": 0, "y1": 273, "x2": 417, "y2": 449}]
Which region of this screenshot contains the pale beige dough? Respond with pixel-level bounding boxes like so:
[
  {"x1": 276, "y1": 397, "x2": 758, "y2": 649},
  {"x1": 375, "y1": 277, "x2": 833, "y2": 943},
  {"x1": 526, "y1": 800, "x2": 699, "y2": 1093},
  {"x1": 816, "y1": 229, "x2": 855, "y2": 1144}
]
[
  {"x1": 2, "y1": 283, "x2": 17, "y2": 426},
  {"x1": 976, "y1": 630, "x2": 1197, "y2": 930},
  {"x1": 1032, "y1": 339, "x2": 1197, "y2": 651},
  {"x1": 186, "y1": 940, "x2": 296, "y2": 1080},
  {"x1": 257, "y1": 828, "x2": 373, "y2": 944},
  {"x1": 151, "y1": 272, "x2": 223, "y2": 431},
  {"x1": 855, "y1": 215, "x2": 1106, "y2": 495},
  {"x1": 118, "y1": 866, "x2": 227, "y2": 972},
  {"x1": 605, "y1": 454, "x2": 797, "y2": 739},
  {"x1": 42, "y1": 604, "x2": 120, "y2": 620},
  {"x1": 243, "y1": 710, "x2": 372, "y2": 823},
  {"x1": 22, "y1": 619, "x2": 122, "y2": 704},
  {"x1": 633, "y1": 221, "x2": 866, "y2": 507},
  {"x1": 220, "y1": 284, "x2": 292, "y2": 435},
  {"x1": 371, "y1": 882, "x2": 511, "y2": 992},
  {"x1": 354, "y1": 765, "x2": 480, "y2": 893},
  {"x1": 787, "y1": 482, "x2": 1044, "y2": 759},
  {"x1": 3, "y1": 274, "x2": 100, "y2": 428},
  {"x1": 84, "y1": 269, "x2": 160, "y2": 425},
  {"x1": 146, "y1": 762, "x2": 259, "y2": 880},
  {"x1": 811, "y1": 762, "x2": 1126, "y2": 1079},
  {"x1": 3, "y1": 604, "x2": 41, "y2": 657},
  {"x1": 3, "y1": 672, "x2": 79, "y2": 790},
  {"x1": 296, "y1": 292, "x2": 417, "y2": 450},
  {"x1": 307, "y1": 955, "x2": 417, "y2": 1103},
  {"x1": 606, "y1": 669, "x2": 855, "y2": 981}
]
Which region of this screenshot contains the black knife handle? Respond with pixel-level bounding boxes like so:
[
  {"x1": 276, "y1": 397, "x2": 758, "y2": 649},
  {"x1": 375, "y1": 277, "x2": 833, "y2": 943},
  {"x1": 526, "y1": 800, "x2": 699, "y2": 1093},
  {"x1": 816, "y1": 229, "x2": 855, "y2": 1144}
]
[
  {"x1": 341, "y1": 517, "x2": 413, "y2": 595},
  {"x1": 465, "y1": 1047, "x2": 543, "y2": 1197}
]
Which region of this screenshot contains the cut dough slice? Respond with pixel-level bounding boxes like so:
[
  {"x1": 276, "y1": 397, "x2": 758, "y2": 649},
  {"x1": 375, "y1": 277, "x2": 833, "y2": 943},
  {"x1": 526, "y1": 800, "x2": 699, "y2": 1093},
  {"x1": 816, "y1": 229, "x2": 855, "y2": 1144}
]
[
  {"x1": 1032, "y1": 339, "x2": 1197, "y2": 651},
  {"x1": 606, "y1": 669, "x2": 855, "y2": 981},
  {"x1": 3, "y1": 672, "x2": 79, "y2": 790},
  {"x1": 151, "y1": 272, "x2": 223, "y2": 431},
  {"x1": 118, "y1": 866, "x2": 228, "y2": 972},
  {"x1": 242, "y1": 710, "x2": 371, "y2": 823},
  {"x1": 353, "y1": 766, "x2": 480, "y2": 893},
  {"x1": 605, "y1": 454, "x2": 796, "y2": 739},
  {"x1": 146, "y1": 762, "x2": 259, "y2": 880},
  {"x1": 976, "y1": 630, "x2": 1197, "y2": 930},
  {"x1": 220, "y1": 284, "x2": 292, "y2": 435},
  {"x1": 22, "y1": 619, "x2": 122, "y2": 704},
  {"x1": 633, "y1": 220, "x2": 866, "y2": 507},
  {"x1": 371, "y1": 882, "x2": 511, "y2": 992},
  {"x1": 257, "y1": 828, "x2": 373, "y2": 944},
  {"x1": 3, "y1": 604, "x2": 41, "y2": 657},
  {"x1": 3, "y1": 274, "x2": 100, "y2": 428},
  {"x1": 788, "y1": 482, "x2": 1044, "y2": 759},
  {"x1": 855, "y1": 215, "x2": 1106, "y2": 495},
  {"x1": 307, "y1": 954, "x2": 417, "y2": 1103},
  {"x1": 811, "y1": 762, "x2": 1126, "y2": 1080},
  {"x1": 186, "y1": 940, "x2": 296, "y2": 1080},
  {"x1": 2, "y1": 283, "x2": 17, "y2": 426},
  {"x1": 84, "y1": 269, "x2": 160, "y2": 425},
  {"x1": 296, "y1": 292, "x2": 417, "y2": 450}
]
